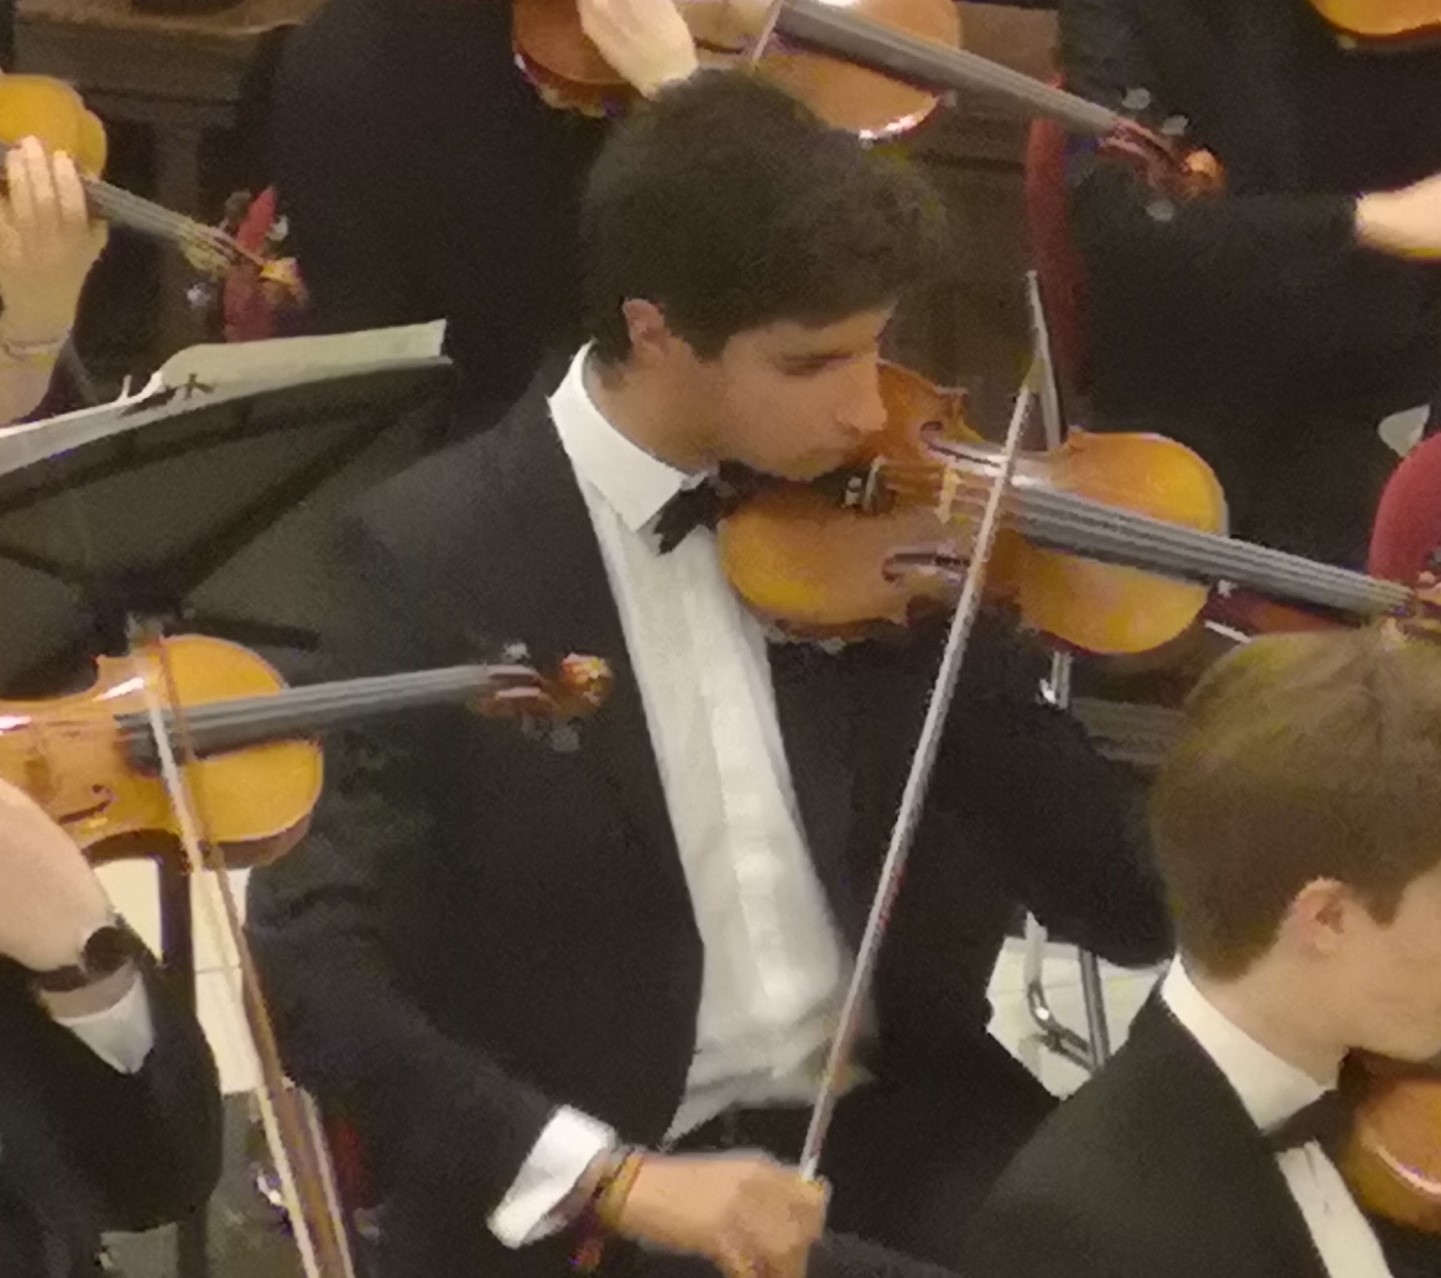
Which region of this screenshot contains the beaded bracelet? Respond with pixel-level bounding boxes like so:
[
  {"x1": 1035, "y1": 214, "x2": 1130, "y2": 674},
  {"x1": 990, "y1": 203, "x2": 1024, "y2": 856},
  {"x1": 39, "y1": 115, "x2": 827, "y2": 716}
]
[
  {"x1": 0, "y1": 329, "x2": 68, "y2": 363},
  {"x1": 571, "y1": 1146, "x2": 645, "y2": 1272}
]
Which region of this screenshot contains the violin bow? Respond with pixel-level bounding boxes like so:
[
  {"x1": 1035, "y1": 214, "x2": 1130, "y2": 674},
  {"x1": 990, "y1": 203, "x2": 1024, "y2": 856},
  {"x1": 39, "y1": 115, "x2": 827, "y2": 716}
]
[
  {"x1": 131, "y1": 624, "x2": 360, "y2": 1278},
  {"x1": 800, "y1": 365, "x2": 1037, "y2": 1177}
]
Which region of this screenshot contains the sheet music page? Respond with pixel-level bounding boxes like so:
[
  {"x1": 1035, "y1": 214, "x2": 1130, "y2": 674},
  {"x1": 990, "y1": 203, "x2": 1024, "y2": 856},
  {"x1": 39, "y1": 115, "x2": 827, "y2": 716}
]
[
  {"x1": 0, "y1": 323, "x2": 451, "y2": 479},
  {"x1": 155, "y1": 322, "x2": 446, "y2": 389}
]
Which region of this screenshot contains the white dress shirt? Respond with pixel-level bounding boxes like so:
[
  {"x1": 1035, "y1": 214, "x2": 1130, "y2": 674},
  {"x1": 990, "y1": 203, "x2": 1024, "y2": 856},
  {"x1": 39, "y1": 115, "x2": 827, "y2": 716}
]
[
  {"x1": 489, "y1": 346, "x2": 851, "y2": 1247},
  {"x1": 1161, "y1": 962, "x2": 1393, "y2": 1278},
  {"x1": 50, "y1": 977, "x2": 155, "y2": 1075}
]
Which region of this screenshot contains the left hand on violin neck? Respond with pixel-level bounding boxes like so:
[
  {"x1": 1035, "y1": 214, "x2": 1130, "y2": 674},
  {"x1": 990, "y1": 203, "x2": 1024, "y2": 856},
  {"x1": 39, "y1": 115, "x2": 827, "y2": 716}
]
[{"x1": 577, "y1": 0, "x2": 699, "y2": 97}]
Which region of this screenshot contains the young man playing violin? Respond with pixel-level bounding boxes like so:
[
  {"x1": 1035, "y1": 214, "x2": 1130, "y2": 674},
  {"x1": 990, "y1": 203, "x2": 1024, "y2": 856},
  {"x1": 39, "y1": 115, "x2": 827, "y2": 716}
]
[
  {"x1": 1056, "y1": 0, "x2": 1441, "y2": 567},
  {"x1": 0, "y1": 777, "x2": 222, "y2": 1276},
  {"x1": 967, "y1": 623, "x2": 1441, "y2": 1278},
  {"x1": 248, "y1": 69, "x2": 1170, "y2": 1278}
]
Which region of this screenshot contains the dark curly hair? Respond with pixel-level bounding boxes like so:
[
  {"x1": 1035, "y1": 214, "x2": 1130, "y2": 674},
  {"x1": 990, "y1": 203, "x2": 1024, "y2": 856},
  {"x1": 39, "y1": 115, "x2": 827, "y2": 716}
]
[{"x1": 582, "y1": 70, "x2": 946, "y2": 364}]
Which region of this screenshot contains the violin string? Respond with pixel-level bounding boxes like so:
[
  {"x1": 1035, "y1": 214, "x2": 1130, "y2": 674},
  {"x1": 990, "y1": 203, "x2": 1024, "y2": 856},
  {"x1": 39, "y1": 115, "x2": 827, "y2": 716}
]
[
  {"x1": 880, "y1": 462, "x2": 1406, "y2": 614},
  {"x1": 0, "y1": 137, "x2": 240, "y2": 263},
  {"x1": 1013, "y1": 485, "x2": 1404, "y2": 609},
  {"x1": 87, "y1": 179, "x2": 241, "y2": 262},
  {"x1": 0, "y1": 668, "x2": 513, "y2": 766},
  {"x1": 776, "y1": 0, "x2": 1123, "y2": 137},
  {"x1": 170, "y1": 668, "x2": 497, "y2": 742},
  {"x1": 905, "y1": 479, "x2": 1395, "y2": 616},
  {"x1": 113, "y1": 666, "x2": 508, "y2": 749}
]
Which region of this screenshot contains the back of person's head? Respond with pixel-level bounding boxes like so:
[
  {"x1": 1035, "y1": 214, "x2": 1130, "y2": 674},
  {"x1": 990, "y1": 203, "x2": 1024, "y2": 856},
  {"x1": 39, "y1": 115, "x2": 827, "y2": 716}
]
[
  {"x1": 1151, "y1": 625, "x2": 1441, "y2": 993},
  {"x1": 581, "y1": 70, "x2": 945, "y2": 363}
]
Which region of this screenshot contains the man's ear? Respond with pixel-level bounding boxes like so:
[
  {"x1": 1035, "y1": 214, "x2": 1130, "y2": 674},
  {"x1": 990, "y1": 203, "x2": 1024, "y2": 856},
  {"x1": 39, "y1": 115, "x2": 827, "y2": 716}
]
[
  {"x1": 620, "y1": 299, "x2": 675, "y2": 365},
  {"x1": 1285, "y1": 877, "x2": 1361, "y2": 958}
]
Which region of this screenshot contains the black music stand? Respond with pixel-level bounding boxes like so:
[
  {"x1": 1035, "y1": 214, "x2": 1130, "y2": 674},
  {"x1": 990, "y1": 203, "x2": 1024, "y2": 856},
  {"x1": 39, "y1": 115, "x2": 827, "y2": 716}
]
[{"x1": 0, "y1": 353, "x2": 457, "y2": 1278}]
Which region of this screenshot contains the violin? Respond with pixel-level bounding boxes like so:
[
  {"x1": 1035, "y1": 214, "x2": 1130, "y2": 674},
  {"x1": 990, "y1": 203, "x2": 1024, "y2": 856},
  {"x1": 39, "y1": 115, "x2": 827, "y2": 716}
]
[
  {"x1": 513, "y1": 0, "x2": 961, "y2": 137},
  {"x1": 515, "y1": 0, "x2": 1219, "y2": 199},
  {"x1": 1339, "y1": 1057, "x2": 1441, "y2": 1232},
  {"x1": 0, "y1": 73, "x2": 251, "y2": 279},
  {"x1": 717, "y1": 362, "x2": 1429, "y2": 656},
  {"x1": 0, "y1": 632, "x2": 612, "y2": 869},
  {"x1": 1307, "y1": 0, "x2": 1441, "y2": 48}
]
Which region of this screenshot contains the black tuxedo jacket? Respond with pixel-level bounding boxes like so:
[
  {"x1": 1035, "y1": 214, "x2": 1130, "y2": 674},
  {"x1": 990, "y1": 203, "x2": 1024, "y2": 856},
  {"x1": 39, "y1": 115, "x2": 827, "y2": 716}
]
[
  {"x1": 247, "y1": 383, "x2": 1169, "y2": 1277},
  {"x1": 0, "y1": 955, "x2": 222, "y2": 1277},
  {"x1": 966, "y1": 997, "x2": 1441, "y2": 1278}
]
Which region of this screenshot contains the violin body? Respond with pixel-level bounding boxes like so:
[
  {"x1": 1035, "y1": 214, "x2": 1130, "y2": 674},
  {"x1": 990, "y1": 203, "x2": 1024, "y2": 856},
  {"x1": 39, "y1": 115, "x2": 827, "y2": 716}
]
[
  {"x1": 1307, "y1": 0, "x2": 1441, "y2": 47},
  {"x1": 0, "y1": 74, "x2": 107, "y2": 176},
  {"x1": 719, "y1": 363, "x2": 1228, "y2": 655},
  {"x1": 0, "y1": 636, "x2": 321, "y2": 869},
  {"x1": 511, "y1": 0, "x2": 961, "y2": 137},
  {"x1": 1340, "y1": 1065, "x2": 1441, "y2": 1232}
]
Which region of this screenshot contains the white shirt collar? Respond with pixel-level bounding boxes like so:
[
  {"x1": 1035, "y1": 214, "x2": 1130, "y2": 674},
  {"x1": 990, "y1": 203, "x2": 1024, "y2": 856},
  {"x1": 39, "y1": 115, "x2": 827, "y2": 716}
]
[
  {"x1": 1161, "y1": 960, "x2": 1331, "y2": 1133},
  {"x1": 548, "y1": 343, "x2": 705, "y2": 534}
]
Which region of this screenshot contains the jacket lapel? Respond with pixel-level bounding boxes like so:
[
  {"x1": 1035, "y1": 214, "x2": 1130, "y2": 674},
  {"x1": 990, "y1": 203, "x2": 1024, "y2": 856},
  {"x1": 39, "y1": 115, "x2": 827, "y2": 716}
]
[
  {"x1": 464, "y1": 398, "x2": 682, "y2": 896},
  {"x1": 467, "y1": 395, "x2": 869, "y2": 944},
  {"x1": 1128, "y1": 998, "x2": 1337, "y2": 1278}
]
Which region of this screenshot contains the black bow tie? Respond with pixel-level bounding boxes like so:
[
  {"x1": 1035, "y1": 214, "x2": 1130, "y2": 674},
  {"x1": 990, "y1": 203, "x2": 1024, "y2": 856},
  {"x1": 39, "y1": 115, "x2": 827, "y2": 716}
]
[
  {"x1": 651, "y1": 464, "x2": 766, "y2": 554},
  {"x1": 1266, "y1": 1089, "x2": 1351, "y2": 1156}
]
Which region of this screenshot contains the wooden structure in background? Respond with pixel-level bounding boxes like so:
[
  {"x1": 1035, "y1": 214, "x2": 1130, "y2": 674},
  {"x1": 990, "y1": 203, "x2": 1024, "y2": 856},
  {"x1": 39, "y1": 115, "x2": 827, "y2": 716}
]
[{"x1": 14, "y1": 0, "x2": 1057, "y2": 421}]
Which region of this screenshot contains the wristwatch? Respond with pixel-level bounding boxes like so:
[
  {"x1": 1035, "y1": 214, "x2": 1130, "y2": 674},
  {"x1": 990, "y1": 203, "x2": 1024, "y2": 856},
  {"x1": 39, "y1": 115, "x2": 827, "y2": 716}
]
[{"x1": 29, "y1": 914, "x2": 143, "y2": 993}]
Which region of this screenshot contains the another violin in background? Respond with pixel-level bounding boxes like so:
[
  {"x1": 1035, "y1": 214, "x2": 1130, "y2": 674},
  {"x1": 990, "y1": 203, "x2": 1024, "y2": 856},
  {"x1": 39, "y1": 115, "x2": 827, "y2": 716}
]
[
  {"x1": 0, "y1": 633, "x2": 612, "y2": 869},
  {"x1": 513, "y1": 0, "x2": 961, "y2": 137},
  {"x1": 0, "y1": 73, "x2": 249, "y2": 279},
  {"x1": 1307, "y1": 0, "x2": 1441, "y2": 47}
]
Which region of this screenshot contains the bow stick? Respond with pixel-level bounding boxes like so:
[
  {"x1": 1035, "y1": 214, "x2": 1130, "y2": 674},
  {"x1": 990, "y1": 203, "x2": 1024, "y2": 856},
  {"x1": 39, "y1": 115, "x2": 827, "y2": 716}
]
[
  {"x1": 133, "y1": 622, "x2": 358, "y2": 1278},
  {"x1": 800, "y1": 366, "x2": 1038, "y2": 1177}
]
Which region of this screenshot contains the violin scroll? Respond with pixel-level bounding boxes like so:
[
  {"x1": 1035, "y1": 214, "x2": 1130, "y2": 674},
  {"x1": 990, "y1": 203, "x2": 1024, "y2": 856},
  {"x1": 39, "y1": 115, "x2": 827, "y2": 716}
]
[
  {"x1": 473, "y1": 652, "x2": 615, "y2": 748},
  {"x1": 1100, "y1": 118, "x2": 1223, "y2": 207}
]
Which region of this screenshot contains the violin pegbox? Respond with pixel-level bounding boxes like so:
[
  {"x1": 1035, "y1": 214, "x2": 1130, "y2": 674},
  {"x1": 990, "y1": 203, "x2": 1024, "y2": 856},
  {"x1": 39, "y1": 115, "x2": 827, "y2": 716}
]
[
  {"x1": 472, "y1": 643, "x2": 614, "y2": 752},
  {"x1": 1393, "y1": 573, "x2": 1441, "y2": 644}
]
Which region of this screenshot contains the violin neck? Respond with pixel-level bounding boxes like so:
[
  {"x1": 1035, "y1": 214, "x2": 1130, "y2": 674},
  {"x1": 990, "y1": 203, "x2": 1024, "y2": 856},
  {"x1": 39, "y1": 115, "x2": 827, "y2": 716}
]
[
  {"x1": 0, "y1": 138, "x2": 239, "y2": 266},
  {"x1": 1007, "y1": 484, "x2": 1409, "y2": 618},
  {"x1": 120, "y1": 665, "x2": 505, "y2": 768},
  {"x1": 772, "y1": 0, "x2": 1123, "y2": 138}
]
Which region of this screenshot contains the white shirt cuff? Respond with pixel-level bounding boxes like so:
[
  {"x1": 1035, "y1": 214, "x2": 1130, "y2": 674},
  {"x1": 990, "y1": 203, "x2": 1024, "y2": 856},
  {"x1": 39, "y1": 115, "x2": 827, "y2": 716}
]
[
  {"x1": 50, "y1": 976, "x2": 156, "y2": 1075},
  {"x1": 488, "y1": 1106, "x2": 615, "y2": 1248}
]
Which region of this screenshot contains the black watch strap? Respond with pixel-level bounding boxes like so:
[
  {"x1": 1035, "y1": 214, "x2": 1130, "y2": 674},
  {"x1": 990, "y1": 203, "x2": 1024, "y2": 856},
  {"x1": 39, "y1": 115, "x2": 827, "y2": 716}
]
[{"x1": 30, "y1": 915, "x2": 143, "y2": 993}]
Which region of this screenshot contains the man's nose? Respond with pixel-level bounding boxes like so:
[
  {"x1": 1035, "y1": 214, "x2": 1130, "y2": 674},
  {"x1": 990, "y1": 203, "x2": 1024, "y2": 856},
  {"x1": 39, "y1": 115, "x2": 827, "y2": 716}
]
[{"x1": 839, "y1": 361, "x2": 887, "y2": 439}]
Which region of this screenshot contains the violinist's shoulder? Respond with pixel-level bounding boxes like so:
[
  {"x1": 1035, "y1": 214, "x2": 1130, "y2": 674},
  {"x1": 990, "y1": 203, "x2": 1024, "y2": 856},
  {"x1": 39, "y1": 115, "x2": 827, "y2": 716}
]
[{"x1": 344, "y1": 384, "x2": 562, "y2": 585}]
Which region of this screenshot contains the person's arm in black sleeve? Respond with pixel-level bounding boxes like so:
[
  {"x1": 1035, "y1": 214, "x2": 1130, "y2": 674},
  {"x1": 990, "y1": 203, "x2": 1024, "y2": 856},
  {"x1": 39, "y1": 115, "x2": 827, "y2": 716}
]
[
  {"x1": 930, "y1": 616, "x2": 1171, "y2": 969},
  {"x1": 1058, "y1": 0, "x2": 1433, "y2": 361},
  {"x1": 245, "y1": 517, "x2": 606, "y2": 1242},
  {"x1": 13, "y1": 953, "x2": 222, "y2": 1231},
  {"x1": 967, "y1": 1185, "x2": 1133, "y2": 1278}
]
